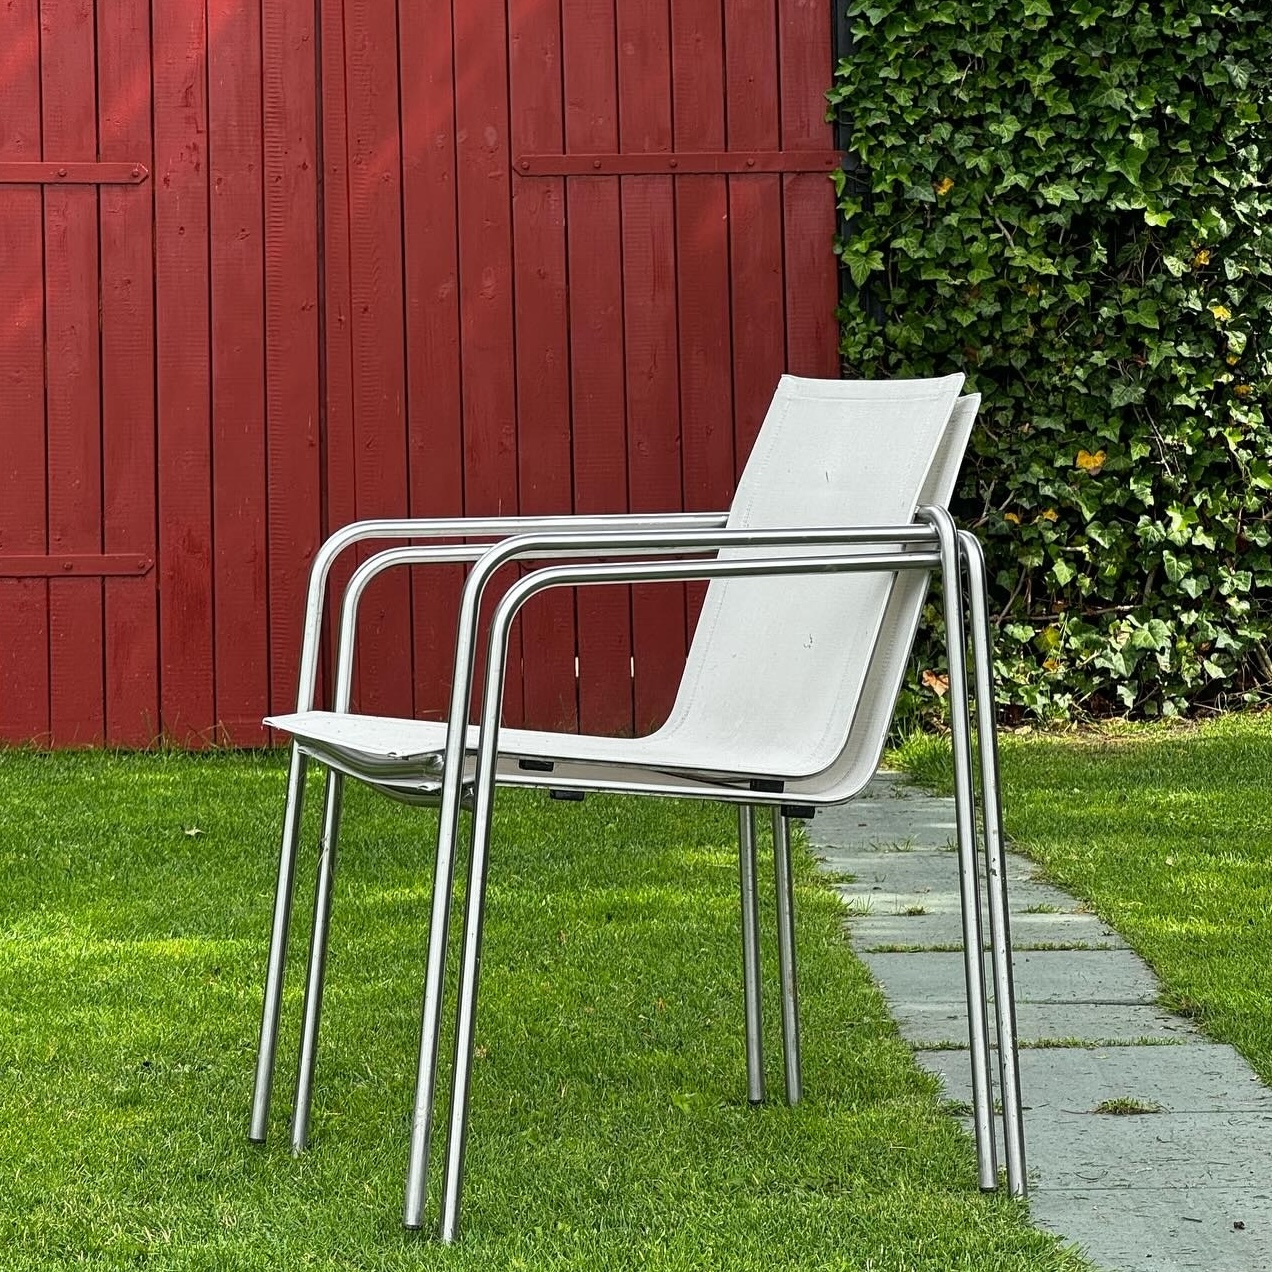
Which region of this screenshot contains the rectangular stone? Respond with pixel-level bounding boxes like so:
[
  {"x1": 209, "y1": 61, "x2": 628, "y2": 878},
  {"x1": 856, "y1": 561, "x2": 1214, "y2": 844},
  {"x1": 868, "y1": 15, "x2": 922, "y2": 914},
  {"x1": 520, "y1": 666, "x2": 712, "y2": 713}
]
[{"x1": 863, "y1": 948, "x2": 1161, "y2": 1006}]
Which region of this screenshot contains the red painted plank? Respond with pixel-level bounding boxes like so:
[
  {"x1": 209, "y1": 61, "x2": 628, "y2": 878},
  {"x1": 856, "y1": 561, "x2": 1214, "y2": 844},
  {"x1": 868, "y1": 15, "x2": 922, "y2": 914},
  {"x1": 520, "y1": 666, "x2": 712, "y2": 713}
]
[
  {"x1": 344, "y1": 0, "x2": 411, "y2": 718},
  {"x1": 317, "y1": 0, "x2": 356, "y2": 712},
  {"x1": 209, "y1": 0, "x2": 268, "y2": 746},
  {"x1": 672, "y1": 0, "x2": 734, "y2": 641},
  {"x1": 400, "y1": 0, "x2": 464, "y2": 722},
  {"x1": 726, "y1": 0, "x2": 786, "y2": 470},
  {"x1": 263, "y1": 0, "x2": 321, "y2": 726},
  {"x1": 780, "y1": 0, "x2": 840, "y2": 377},
  {"x1": 153, "y1": 0, "x2": 215, "y2": 743},
  {"x1": 618, "y1": 0, "x2": 685, "y2": 734},
  {"x1": 454, "y1": 0, "x2": 525, "y2": 728},
  {"x1": 99, "y1": 0, "x2": 159, "y2": 747},
  {"x1": 0, "y1": 0, "x2": 49, "y2": 743},
  {"x1": 42, "y1": 0, "x2": 104, "y2": 746},
  {"x1": 564, "y1": 0, "x2": 633, "y2": 735},
  {"x1": 509, "y1": 0, "x2": 577, "y2": 732}
]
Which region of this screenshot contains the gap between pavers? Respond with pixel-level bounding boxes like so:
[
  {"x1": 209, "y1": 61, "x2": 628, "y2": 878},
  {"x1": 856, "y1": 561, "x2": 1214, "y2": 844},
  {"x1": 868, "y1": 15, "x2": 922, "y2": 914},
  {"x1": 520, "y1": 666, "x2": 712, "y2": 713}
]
[{"x1": 808, "y1": 771, "x2": 1272, "y2": 1272}]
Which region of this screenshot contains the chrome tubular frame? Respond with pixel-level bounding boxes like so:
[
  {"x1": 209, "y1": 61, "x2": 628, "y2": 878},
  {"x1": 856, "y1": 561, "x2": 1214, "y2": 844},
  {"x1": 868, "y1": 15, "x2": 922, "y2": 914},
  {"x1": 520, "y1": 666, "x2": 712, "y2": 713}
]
[
  {"x1": 428, "y1": 535, "x2": 987, "y2": 1241},
  {"x1": 959, "y1": 530, "x2": 1027, "y2": 1197},
  {"x1": 259, "y1": 512, "x2": 1022, "y2": 1238},
  {"x1": 737, "y1": 806, "x2": 766, "y2": 1105},
  {"x1": 249, "y1": 513, "x2": 727, "y2": 1144},
  {"x1": 919, "y1": 507, "x2": 998, "y2": 1190}
]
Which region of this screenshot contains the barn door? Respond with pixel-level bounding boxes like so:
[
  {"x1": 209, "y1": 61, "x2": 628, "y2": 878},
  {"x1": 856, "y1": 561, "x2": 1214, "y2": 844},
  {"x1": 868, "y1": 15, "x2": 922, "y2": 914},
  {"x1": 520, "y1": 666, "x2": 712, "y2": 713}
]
[
  {"x1": 321, "y1": 0, "x2": 841, "y2": 737},
  {"x1": 507, "y1": 0, "x2": 842, "y2": 734},
  {"x1": 0, "y1": 0, "x2": 158, "y2": 747}
]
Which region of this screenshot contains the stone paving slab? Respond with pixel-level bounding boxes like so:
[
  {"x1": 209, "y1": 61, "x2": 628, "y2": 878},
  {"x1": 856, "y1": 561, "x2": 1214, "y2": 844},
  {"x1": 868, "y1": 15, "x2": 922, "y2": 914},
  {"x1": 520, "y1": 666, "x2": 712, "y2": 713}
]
[
  {"x1": 900, "y1": 1002, "x2": 1201, "y2": 1047},
  {"x1": 1030, "y1": 1190, "x2": 1272, "y2": 1270},
  {"x1": 809, "y1": 771, "x2": 1272, "y2": 1271},
  {"x1": 848, "y1": 910, "x2": 1125, "y2": 950},
  {"x1": 862, "y1": 948, "x2": 1161, "y2": 1006},
  {"x1": 921, "y1": 1045, "x2": 1272, "y2": 1115},
  {"x1": 830, "y1": 876, "x2": 1089, "y2": 918}
]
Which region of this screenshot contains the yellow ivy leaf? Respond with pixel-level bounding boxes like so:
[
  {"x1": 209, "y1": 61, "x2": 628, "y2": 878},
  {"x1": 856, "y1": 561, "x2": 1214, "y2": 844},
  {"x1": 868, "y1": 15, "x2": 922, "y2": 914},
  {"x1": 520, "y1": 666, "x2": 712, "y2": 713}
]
[
  {"x1": 1076, "y1": 448, "x2": 1106, "y2": 474},
  {"x1": 1038, "y1": 626, "x2": 1062, "y2": 652},
  {"x1": 1040, "y1": 508, "x2": 1058, "y2": 522},
  {"x1": 1004, "y1": 511, "x2": 1021, "y2": 524},
  {"x1": 933, "y1": 176, "x2": 955, "y2": 196},
  {"x1": 921, "y1": 669, "x2": 950, "y2": 697},
  {"x1": 1192, "y1": 249, "x2": 1211, "y2": 267},
  {"x1": 1043, "y1": 657, "x2": 1061, "y2": 673},
  {"x1": 1235, "y1": 384, "x2": 1253, "y2": 399},
  {"x1": 1227, "y1": 354, "x2": 1240, "y2": 366},
  {"x1": 1210, "y1": 303, "x2": 1232, "y2": 322}
]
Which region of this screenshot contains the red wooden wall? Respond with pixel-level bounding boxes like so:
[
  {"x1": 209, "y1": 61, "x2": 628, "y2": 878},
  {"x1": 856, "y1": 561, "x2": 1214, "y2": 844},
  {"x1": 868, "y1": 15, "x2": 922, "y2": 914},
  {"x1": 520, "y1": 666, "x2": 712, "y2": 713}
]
[{"x1": 0, "y1": 0, "x2": 840, "y2": 747}]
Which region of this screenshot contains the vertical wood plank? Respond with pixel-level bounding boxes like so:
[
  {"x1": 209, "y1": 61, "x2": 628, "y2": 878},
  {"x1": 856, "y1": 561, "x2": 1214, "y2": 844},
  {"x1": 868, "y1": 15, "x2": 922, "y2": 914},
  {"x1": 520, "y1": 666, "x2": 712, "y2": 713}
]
[
  {"x1": 209, "y1": 0, "x2": 268, "y2": 745},
  {"x1": 725, "y1": 0, "x2": 786, "y2": 472},
  {"x1": 317, "y1": 0, "x2": 357, "y2": 711},
  {"x1": 263, "y1": 0, "x2": 321, "y2": 721},
  {"x1": 0, "y1": 0, "x2": 50, "y2": 743},
  {"x1": 780, "y1": 0, "x2": 840, "y2": 377},
  {"x1": 99, "y1": 0, "x2": 159, "y2": 746},
  {"x1": 42, "y1": 0, "x2": 104, "y2": 745},
  {"x1": 154, "y1": 0, "x2": 215, "y2": 742},
  {"x1": 454, "y1": 0, "x2": 524, "y2": 727},
  {"x1": 401, "y1": 0, "x2": 464, "y2": 721},
  {"x1": 672, "y1": 0, "x2": 733, "y2": 638},
  {"x1": 617, "y1": 0, "x2": 685, "y2": 733},
  {"x1": 345, "y1": 0, "x2": 411, "y2": 717},
  {"x1": 509, "y1": 0, "x2": 577, "y2": 732},
  {"x1": 563, "y1": 0, "x2": 633, "y2": 735}
]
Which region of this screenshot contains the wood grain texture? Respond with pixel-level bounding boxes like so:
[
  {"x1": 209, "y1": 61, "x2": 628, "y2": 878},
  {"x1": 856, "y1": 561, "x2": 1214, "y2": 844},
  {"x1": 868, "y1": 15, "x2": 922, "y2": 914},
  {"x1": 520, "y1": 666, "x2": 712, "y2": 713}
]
[
  {"x1": 564, "y1": 0, "x2": 633, "y2": 735},
  {"x1": 510, "y1": 0, "x2": 577, "y2": 731},
  {"x1": 401, "y1": 0, "x2": 464, "y2": 722},
  {"x1": 41, "y1": 0, "x2": 103, "y2": 745},
  {"x1": 0, "y1": 0, "x2": 49, "y2": 743},
  {"x1": 619, "y1": 0, "x2": 685, "y2": 733},
  {"x1": 344, "y1": 0, "x2": 411, "y2": 718},
  {"x1": 209, "y1": 0, "x2": 268, "y2": 745},
  {"x1": 99, "y1": 0, "x2": 159, "y2": 745},
  {"x1": 153, "y1": 0, "x2": 215, "y2": 743},
  {"x1": 263, "y1": 0, "x2": 321, "y2": 725},
  {"x1": 779, "y1": 0, "x2": 840, "y2": 376}
]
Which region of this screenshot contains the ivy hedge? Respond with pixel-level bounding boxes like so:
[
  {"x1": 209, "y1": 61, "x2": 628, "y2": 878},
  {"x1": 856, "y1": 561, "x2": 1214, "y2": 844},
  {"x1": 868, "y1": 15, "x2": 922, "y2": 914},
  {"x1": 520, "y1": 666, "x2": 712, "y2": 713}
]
[{"x1": 830, "y1": 0, "x2": 1272, "y2": 719}]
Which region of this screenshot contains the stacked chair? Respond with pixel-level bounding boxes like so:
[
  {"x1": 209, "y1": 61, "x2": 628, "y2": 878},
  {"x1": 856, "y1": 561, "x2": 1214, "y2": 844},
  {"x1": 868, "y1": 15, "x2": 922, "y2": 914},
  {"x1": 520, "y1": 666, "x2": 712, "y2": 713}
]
[{"x1": 247, "y1": 374, "x2": 1026, "y2": 1239}]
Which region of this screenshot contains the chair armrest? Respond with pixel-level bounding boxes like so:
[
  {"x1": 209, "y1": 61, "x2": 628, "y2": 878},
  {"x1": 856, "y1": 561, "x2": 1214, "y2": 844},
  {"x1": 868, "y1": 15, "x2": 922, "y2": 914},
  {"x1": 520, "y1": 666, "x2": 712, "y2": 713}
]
[
  {"x1": 329, "y1": 521, "x2": 943, "y2": 713},
  {"x1": 292, "y1": 511, "x2": 728, "y2": 711}
]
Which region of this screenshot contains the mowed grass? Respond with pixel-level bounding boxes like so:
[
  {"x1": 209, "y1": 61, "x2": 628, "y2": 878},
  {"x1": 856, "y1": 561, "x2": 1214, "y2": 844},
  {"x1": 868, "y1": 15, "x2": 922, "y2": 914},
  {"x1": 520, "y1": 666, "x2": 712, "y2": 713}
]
[
  {"x1": 896, "y1": 713, "x2": 1272, "y2": 1081},
  {"x1": 0, "y1": 749, "x2": 1082, "y2": 1271}
]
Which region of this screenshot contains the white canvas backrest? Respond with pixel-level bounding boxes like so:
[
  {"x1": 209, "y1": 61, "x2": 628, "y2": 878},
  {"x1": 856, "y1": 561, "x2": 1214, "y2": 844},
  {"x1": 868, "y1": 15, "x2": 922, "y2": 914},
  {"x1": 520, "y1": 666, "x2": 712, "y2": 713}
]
[
  {"x1": 787, "y1": 392, "x2": 980, "y2": 801},
  {"x1": 653, "y1": 374, "x2": 966, "y2": 778}
]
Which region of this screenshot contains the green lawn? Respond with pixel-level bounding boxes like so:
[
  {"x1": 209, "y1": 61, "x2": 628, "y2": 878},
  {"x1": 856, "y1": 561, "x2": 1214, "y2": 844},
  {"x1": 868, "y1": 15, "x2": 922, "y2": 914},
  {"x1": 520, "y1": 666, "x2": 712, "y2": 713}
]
[
  {"x1": 897, "y1": 712, "x2": 1272, "y2": 1080},
  {"x1": 0, "y1": 750, "x2": 1081, "y2": 1270}
]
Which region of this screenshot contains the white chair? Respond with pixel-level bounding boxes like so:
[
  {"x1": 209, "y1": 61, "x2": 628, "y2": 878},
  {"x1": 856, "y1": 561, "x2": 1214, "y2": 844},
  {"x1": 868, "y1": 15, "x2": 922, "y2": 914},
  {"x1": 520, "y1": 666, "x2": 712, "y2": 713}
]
[{"x1": 253, "y1": 375, "x2": 1024, "y2": 1239}]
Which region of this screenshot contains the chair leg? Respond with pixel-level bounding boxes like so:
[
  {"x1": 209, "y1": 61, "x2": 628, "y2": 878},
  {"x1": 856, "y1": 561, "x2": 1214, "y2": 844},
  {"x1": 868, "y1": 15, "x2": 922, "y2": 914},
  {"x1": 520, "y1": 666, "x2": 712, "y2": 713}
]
[
  {"x1": 438, "y1": 774, "x2": 501, "y2": 1242},
  {"x1": 771, "y1": 807, "x2": 802, "y2": 1106},
  {"x1": 290, "y1": 768, "x2": 344, "y2": 1154},
  {"x1": 922, "y1": 507, "x2": 998, "y2": 1191},
  {"x1": 962, "y1": 531, "x2": 1027, "y2": 1197},
  {"x1": 402, "y1": 803, "x2": 466, "y2": 1230},
  {"x1": 738, "y1": 805, "x2": 766, "y2": 1104},
  {"x1": 250, "y1": 745, "x2": 309, "y2": 1144}
]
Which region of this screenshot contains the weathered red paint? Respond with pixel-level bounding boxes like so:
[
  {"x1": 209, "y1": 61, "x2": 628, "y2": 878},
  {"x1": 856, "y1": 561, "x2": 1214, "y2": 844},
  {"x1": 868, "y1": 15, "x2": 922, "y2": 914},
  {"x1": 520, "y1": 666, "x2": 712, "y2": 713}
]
[{"x1": 0, "y1": 0, "x2": 840, "y2": 746}]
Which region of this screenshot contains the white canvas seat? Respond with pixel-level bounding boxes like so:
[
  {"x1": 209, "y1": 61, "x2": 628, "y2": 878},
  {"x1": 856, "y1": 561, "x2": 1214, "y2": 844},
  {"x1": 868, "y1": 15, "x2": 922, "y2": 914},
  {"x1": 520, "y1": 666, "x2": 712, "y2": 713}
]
[{"x1": 250, "y1": 374, "x2": 1025, "y2": 1240}]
